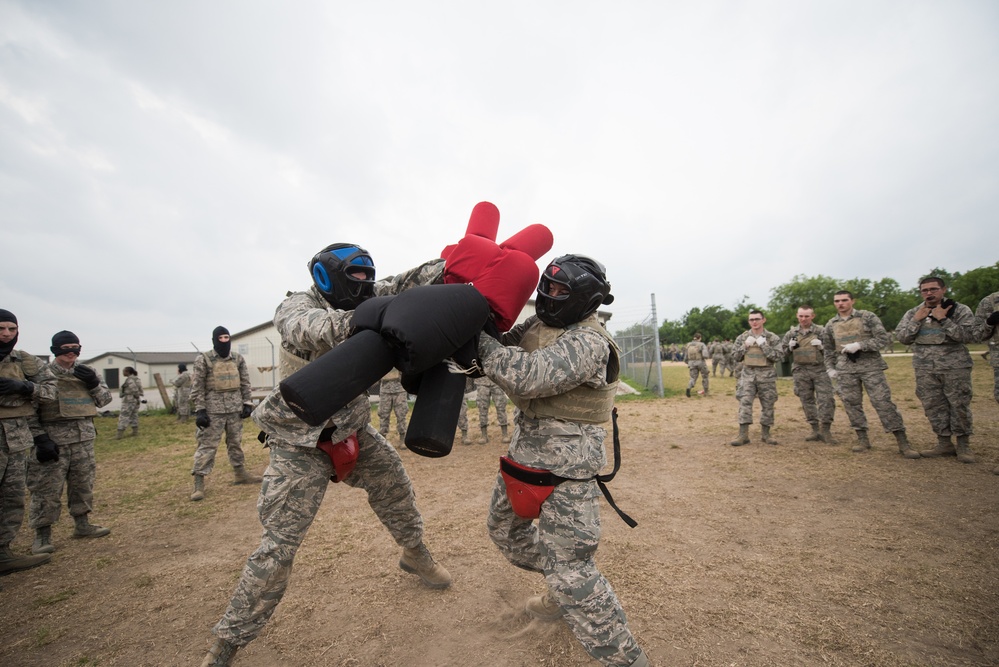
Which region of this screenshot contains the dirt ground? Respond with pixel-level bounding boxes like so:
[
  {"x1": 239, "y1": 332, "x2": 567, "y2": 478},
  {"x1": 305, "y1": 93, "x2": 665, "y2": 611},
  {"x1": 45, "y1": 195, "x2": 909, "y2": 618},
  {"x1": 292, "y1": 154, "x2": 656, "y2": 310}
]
[{"x1": 2, "y1": 356, "x2": 998, "y2": 667}]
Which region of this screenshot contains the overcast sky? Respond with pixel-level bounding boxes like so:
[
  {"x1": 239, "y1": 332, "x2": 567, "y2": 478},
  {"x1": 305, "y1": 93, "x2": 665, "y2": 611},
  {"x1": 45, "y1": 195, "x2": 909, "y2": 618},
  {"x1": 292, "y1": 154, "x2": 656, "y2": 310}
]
[{"x1": 2, "y1": 0, "x2": 996, "y2": 357}]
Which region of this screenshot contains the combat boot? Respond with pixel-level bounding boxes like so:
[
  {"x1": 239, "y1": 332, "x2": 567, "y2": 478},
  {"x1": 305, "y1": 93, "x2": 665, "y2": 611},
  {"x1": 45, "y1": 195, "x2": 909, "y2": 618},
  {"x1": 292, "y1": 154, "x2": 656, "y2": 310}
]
[
  {"x1": 761, "y1": 425, "x2": 778, "y2": 445},
  {"x1": 233, "y1": 465, "x2": 261, "y2": 485},
  {"x1": 525, "y1": 591, "x2": 563, "y2": 621},
  {"x1": 955, "y1": 435, "x2": 976, "y2": 464},
  {"x1": 73, "y1": 514, "x2": 111, "y2": 539},
  {"x1": 0, "y1": 546, "x2": 51, "y2": 576},
  {"x1": 478, "y1": 427, "x2": 488, "y2": 445},
  {"x1": 116, "y1": 429, "x2": 125, "y2": 440},
  {"x1": 630, "y1": 650, "x2": 651, "y2": 667},
  {"x1": 399, "y1": 542, "x2": 452, "y2": 589},
  {"x1": 920, "y1": 435, "x2": 956, "y2": 458},
  {"x1": 729, "y1": 424, "x2": 750, "y2": 447},
  {"x1": 805, "y1": 424, "x2": 821, "y2": 442},
  {"x1": 894, "y1": 430, "x2": 920, "y2": 459},
  {"x1": 131, "y1": 425, "x2": 138, "y2": 437},
  {"x1": 819, "y1": 423, "x2": 837, "y2": 444},
  {"x1": 32, "y1": 526, "x2": 55, "y2": 554},
  {"x1": 191, "y1": 475, "x2": 205, "y2": 502},
  {"x1": 460, "y1": 429, "x2": 471, "y2": 445},
  {"x1": 851, "y1": 429, "x2": 871, "y2": 453},
  {"x1": 685, "y1": 387, "x2": 691, "y2": 397},
  {"x1": 200, "y1": 637, "x2": 239, "y2": 667},
  {"x1": 500, "y1": 425, "x2": 511, "y2": 444}
]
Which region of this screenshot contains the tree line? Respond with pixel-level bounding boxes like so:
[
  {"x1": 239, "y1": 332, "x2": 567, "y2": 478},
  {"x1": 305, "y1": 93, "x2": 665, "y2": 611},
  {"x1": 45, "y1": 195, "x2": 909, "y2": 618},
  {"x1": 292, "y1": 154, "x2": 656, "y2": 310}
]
[{"x1": 626, "y1": 262, "x2": 999, "y2": 344}]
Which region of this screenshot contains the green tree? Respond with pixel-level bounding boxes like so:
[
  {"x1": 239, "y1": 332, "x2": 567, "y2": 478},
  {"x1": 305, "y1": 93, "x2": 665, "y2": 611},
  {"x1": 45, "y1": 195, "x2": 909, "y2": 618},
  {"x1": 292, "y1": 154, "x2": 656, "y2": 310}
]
[
  {"x1": 948, "y1": 263, "x2": 999, "y2": 308},
  {"x1": 767, "y1": 275, "x2": 841, "y2": 333}
]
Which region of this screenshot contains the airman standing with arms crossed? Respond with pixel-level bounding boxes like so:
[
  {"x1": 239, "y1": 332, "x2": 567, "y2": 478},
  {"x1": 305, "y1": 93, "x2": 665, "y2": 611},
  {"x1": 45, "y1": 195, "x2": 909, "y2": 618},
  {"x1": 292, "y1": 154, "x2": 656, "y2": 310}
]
[
  {"x1": 781, "y1": 306, "x2": 836, "y2": 443},
  {"x1": 896, "y1": 277, "x2": 977, "y2": 462},
  {"x1": 822, "y1": 291, "x2": 919, "y2": 458},
  {"x1": 730, "y1": 310, "x2": 784, "y2": 446}
]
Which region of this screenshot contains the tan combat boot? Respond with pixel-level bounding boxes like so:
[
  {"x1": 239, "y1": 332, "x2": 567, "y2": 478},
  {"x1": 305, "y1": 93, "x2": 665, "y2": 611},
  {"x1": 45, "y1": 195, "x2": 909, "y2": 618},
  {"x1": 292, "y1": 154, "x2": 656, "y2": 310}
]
[
  {"x1": 73, "y1": 514, "x2": 111, "y2": 538},
  {"x1": 805, "y1": 424, "x2": 821, "y2": 442},
  {"x1": 819, "y1": 423, "x2": 837, "y2": 444},
  {"x1": 0, "y1": 546, "x2": 51, "y2": 576},
  {"x1": 233, "y1": 466, "x2": 261, "y2": 485},
  {"x1": 729, "y1": 424, "x2": 750, "y2": 447},
  {"x1": 116, "y1": 429, "x2": 125, "y2": 440},
  {"x1": 191, "y1": 474, "x2": 206, "y2": 501},
  {"x1": 200, "y1": 637, "x2": 239, "y2": 667},
  {"x1": 500, "y1": 425, "x2": 511, "y2": 444},
  {"x1": 478, "y1": 427, "x2": 488, "y2": 445},
  {"x1": 894, "y1": 430, "x2": 920, "y2": 459},
  {"x1": 460, "y1": 429, "x2": 471, "y2": 445},
  {"x1": 955, "y1": 435, "x2": 975, "y2": 464},
  {"x1": 851, "y1": 429, "x2": 871, "y2": 453},
  {"x1": 399, "y1": 543, "x2": 452, "y2": 589},
  {"x1": 131, "y1": 425, "x2": 138, "y2": 437},
  {"x1": 761, "y1": 425, "x2": 778, "y2": 445},
  {"x1": 920, "y1": 435, "x2": 956, "y2": 458},
  {"x1": 525, "y1": 591, "x2": 563, "y2": 621}
]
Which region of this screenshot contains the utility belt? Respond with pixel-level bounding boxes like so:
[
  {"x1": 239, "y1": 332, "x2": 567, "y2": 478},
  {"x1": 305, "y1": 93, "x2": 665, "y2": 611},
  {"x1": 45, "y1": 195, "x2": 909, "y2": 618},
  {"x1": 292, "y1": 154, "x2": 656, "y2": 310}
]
[{"x1": 498, "y1": 408, "x2": 637, "y2": 527}]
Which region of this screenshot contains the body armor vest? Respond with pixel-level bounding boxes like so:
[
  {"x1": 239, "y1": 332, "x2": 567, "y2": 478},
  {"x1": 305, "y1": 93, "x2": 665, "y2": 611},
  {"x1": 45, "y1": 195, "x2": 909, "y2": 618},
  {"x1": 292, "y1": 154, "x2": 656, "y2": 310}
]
[
  {"x1": 831, "y1": 317, "x2": 870, "y2": 352},
  {"x1": 792, "y1": 330, "x2": 822, "y2": 365},
  {"x1": 39, "y1": 373, "x2": 97, "y2": 421},
  {"x1": 279, "y1": 346, "x2": 311, "y2": 382},
  {"x1": 510, "y1": 319, "x2": 619, "y2": 424},
  {"x1": 0, "y1": 352, "x2": 38, "y2": 418},
  {"x1": 686, "y1": 343, "x2": 703, "y2": 361},
  {"x1": 743, "y1": 339, "x2": 770, "y2": 367},
  {"x1": 915, "y1": 316, "x2": 947, "y2": 345},
  {"x1": 206, "y1": 355, "x2": 241, "y2": 392}
]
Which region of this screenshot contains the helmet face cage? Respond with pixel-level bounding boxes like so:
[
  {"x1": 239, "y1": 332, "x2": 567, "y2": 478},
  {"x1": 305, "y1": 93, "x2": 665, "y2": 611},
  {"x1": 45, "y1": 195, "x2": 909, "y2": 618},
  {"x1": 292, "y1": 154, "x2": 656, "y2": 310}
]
[
  {"x1": 309, "y1": 243, "x2": 376, "y2": 310},
  {"x1": 535, "y1": 254, "x2": 611, "y2": 328}
]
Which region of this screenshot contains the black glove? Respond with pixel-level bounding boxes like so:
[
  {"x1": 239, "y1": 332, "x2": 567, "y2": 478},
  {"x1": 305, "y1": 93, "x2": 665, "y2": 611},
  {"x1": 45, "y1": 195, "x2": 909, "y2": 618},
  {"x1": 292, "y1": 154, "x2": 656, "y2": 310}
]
[
  {"x1": 933, "y1": 298, "x2": 956, "y2": 320},
  {"x1": 73, "y1": 365, "x2": 101, "y2": 390},
  {"x1": 846, "y1": 351, "x2": 861, "y2": 363},
  {"x1": 987, "y1": 311, "x2": 999, "y2": 326},
  {"x1": 195, "y1": 409, "x2": 211, "y2": 428},
  {"x1": 0, "y1": 378, "x2": 33, "y2": 396},
  {"x1": 33, "y1": 434, "x2": 59, "y2": 463},
  {"x1": 140, "y1": 399, "x2": 147, "y2": 404},
  {"x1": 240, "y1": 404, "x2": 253, "y2": 419}
]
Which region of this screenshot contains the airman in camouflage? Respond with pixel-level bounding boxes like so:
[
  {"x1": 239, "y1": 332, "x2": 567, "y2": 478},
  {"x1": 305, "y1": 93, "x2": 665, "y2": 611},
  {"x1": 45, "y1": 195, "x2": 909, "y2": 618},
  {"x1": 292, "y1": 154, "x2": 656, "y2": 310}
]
[
  {"x1": 172, "y1": 363, "x2": 192, "y2": 423},
  {"x1": 972, "y1": 289, "x2": 999, "y2": 476},
  {"x1": 0, "y1": 310, "x2": 55, "y2": 575},
  {"x1": 116, "y1": 366, "x2": 143, "y2": 438},
  {"x1": 896, "y1": 277, "x2": 976, "y2": 462},
  {"x1": 457, "y1": 377, "x2": 474, "y2": 445},
  {"x1": 730, "y1": 310, "x2": 783, "y2": 446},
  {"x1": 201, "y1": 244, "x2": 451, "y2": 667},
  {"x1": 27, "y1": 330, "x2": 113, "y2": 556},
  {"x1": 781, "y1": 306, "x2": 836, "y2": 443},
  {"x1": 189, "y1": 326, "x2": 258, "y2": 500},
  {"x1": 685, "y1": 333, "x2": 710, "y2": 397},
  {"x1": 822, "y1": 291, "x2": 917, "y2": 458},
  {"x1": 377, "y1": 369, "x2": 408, "y2": 446},
  {"x1": 709, "y1": 338, "x2": 727, "y2": 376},
  {"x1": 480, "y1": 254, "x2": 649, "y2": 667},
  {"x1": 475, "y1": 375, "x2": 510, "y2": 443}
]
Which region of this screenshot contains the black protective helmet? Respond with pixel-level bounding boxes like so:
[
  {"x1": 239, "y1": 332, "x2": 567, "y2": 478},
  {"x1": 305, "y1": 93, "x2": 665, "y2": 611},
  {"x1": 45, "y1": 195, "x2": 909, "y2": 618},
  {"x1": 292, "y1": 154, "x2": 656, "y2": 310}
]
[
  {"x1": 535, "y1": 254, "x2": 614, "y2": 328},
  {"x1": 308, "y1": 243, "x2": 376, "y2": 309}
]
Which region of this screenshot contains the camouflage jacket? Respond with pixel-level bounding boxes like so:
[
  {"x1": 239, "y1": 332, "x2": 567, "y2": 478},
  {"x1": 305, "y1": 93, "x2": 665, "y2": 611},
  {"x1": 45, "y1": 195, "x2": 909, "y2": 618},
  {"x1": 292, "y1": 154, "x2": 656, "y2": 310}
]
[
  {"x1": 822, "y1": 309, "x2": 890, "y2": 374},
  {"x1": 191, "y1": 350, "x2": 252, "y2": 414},
  {"x1": 973, "y1": 291, "x2": 999, "y2": 367},
  {"x1": 38, "y1": 361, "x2": 112, "y2": 445},
  {"x1": 479, "y1": 314, "x2": 614, "y2": 480},
  {"x1": 895, "y1": 301, "x2": 975, "y2": 370},
  {"x1": 731, "y1": 329, "x2": 784, "y2": 365},
  {"x1": 0, "y1": 349, "x2": 57, "y2": 453},
  {"x1": 254, "y1": 258, "x2": 444, "y2": 448},
  {"x1": 120, "y1": 375, "x2": 144, "y2": 401}
]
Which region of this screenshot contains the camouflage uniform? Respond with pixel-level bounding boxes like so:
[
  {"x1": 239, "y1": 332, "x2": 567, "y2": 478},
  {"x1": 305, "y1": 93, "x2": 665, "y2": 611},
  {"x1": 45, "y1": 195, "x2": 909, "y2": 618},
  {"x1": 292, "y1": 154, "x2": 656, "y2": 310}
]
[
  {"x1": 685, "y1": 340, "x2": 710, "y2": 393},
  {"x1": 723, "y1": 340, "x2": 736, "y2": 377},
  {"x1": 895, "y1": 300, "x2": 975, "y2": 437},
  {"x1": 172, "y1": 370, "x2": 192, "y2": 418},
  {"x1": 781, "y1": 324, "x2": 835, "y2": 428},
  {"x1": 27, "y1": 361, "x2": 112, "y2": 529},
  {"x1": 972, "y1": 291, "x2": 999, "y2": 404},
  {"x1": 480, "y1": 314, "x2": 644, "y2": 667},
  {"x1": 212, "y1": 259, "x2": 444, "y2": 649},
  {"x1": 709, "y1": 341, "x2": 726, "y2": 376},
  {"x1": 822, "y1": 309, "x2": 904, "y2": 433},
  {"x1": 377, "y1": 370, "x2": 408, "y2": 441},
  {"x1": 190, "y1": 350, "x2": 252, "y2": 477},
  {"x1": 0, "y1": 351, "x2": 56, "y2": 549},
  {"x1": 117, "y1": 374, "x2": 143, "y2": 431},
  {"x1": 475, "y1": 376, "x2": 509, "y2": 428},
  {"x1": 731, "y1": 329, "x2": 783, "y2": 426}
]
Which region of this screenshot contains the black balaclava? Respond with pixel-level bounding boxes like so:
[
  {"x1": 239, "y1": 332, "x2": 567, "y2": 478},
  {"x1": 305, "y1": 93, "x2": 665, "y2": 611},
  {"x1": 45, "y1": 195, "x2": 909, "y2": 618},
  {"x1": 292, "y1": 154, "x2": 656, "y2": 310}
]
[
  {"x1": 212, "y1": 326, "x2": 231, "y2": 358},
  {"x1": 0, "y1": 309, "x2": 17, "y2": 360},
  {"x1": 178, "y1": 363, "x2": 187, "y2": 373},
  {"x1": 51, "y1": 330, "x2": 81, "y2": 357}
]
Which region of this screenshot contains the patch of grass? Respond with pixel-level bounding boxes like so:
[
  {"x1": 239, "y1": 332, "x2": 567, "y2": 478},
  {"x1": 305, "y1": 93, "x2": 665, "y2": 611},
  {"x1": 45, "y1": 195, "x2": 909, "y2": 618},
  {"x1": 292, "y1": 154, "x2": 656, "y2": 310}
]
[
  {"x1": 33, "y1": 626, "x2": 53, "y2": 648},
  {"x1": 33, "y1": 588, "x2": 77, "y2": 608},
  {"x1": 93, "y1": 556, "x2": 116, "y2": 570},
  {"x1": 134, "y1": 574, "x2": 154, "y2": 589}
]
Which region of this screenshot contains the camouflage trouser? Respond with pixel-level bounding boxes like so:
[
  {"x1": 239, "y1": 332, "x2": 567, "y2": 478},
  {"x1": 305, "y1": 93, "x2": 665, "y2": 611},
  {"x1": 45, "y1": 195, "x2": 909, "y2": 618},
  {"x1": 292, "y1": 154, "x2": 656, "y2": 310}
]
[
  {"x1": 477, "y1": 385, "x2": 508, "y2": 428},
  {"x1": 117, "y1": 397, "x2": 140, "y2": 430},
  {"x1": 175, "y1": 389, "x2": 191, "y2": 417},
  {"x1": 487, "y1": 475, "x2": 642, "y2": 667},
  {"x1": 993, "y1": 366, "x2": 999, "y2": 404},
  {"x1": 736, "y1": 367, "x2": 778, "y2": 426},
  {"x1": 193, "y1": 411, "x2": 245, "y2": 476},
  {"x1": 457, "y1": 399, "x2": 468, "y2": 431},
  {"x1": 914, "y1": 368, "x2": 973, "y2": 436},
  {"x1": 26, "y1": 439, "x2": 96, "y2": 528},
  {"x1": 837, "y1": 370, "x2": 905, "y2": 432},
  {"x1": 687, "y1": 361, "x2": 709, "y2": 391},
  {"x1": 377, "y1": 391, "x2": 408, "y2": 437},
  {"x1": 712, "y1": 357, "x2": 726, "y2": 375},
  {"x1": 0, "y1": 442, "x2": 26, "y2": 547},
  {"x1": 792, "y1": 364, "x2": 836, "y2": 426},
  {"x1": 214, "y1": 426, "x2": 424, "y2": 646}
]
